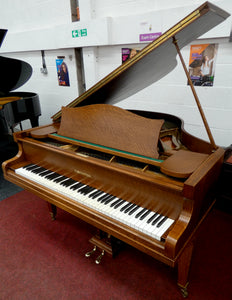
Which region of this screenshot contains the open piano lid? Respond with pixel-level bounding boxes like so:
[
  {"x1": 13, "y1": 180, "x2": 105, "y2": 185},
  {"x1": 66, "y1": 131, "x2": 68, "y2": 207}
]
[
  {"x1": 53, "y1": 1, "x2": 230, "y2": 121},
  {"x1": 0, "y1": 29, "x2": 32, "y2": 95},
  {"x1": 0, "y1": 29, "x2": 7, "y2": 48}
]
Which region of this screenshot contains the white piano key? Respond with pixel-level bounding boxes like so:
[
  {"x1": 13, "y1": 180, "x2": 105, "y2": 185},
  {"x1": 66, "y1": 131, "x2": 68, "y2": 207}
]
[
  {"x1": 15, "y1": 164, "x2": 175, "y2": 242},
  {"x1": 152, "y1": 218, "x2": 175, "y2": 241},
  {"x1": 124, "y1": 207, "x2": 147, "y2": 228},
  {"x1": 142, "y1": 214, "x2": 162, "y2": 235},
  {"x1": 135, "y1": 211, "x2": 155, "y2": 230}
]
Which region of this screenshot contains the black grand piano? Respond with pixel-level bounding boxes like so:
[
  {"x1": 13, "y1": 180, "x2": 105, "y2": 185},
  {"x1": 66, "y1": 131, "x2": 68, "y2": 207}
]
[
  {"x1": 0, "y1": 29, "x2": 41, "y2": 135},
  {"x1": 0, "y1": 29, "x2": 41, "y2": 161}
]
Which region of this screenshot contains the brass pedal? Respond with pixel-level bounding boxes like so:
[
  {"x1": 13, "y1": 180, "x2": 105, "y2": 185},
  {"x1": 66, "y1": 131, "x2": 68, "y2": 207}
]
[
  {"x1": 86, "y1": 230, "x2": 123, "y2": 264},
  {"x1": 95, "y1": 250, "x2": 105, "y2": 264},
  {"x1": 85, "y1": 246, "x2": 97, "y2": 258}
]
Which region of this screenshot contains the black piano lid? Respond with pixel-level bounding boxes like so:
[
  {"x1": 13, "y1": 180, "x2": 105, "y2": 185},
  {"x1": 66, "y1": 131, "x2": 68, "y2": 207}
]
[
  {"x1": 0, "y1": 29, "x2": 7, "y2": 48},
  {"x1": 0, "y1": 56, "x2": 32, "y2": 95},
  {"x1": 52, "y1": 1, "x2": 230, "y2": 121},
  {"x1": 0, "y1": 29, "x2": 32, "y2": 95}
]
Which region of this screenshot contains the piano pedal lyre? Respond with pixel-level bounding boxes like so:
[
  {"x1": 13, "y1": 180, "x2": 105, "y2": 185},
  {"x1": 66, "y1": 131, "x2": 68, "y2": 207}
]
[{"x1": 85, "y1": 230, "x2": 124, "y2": 264}]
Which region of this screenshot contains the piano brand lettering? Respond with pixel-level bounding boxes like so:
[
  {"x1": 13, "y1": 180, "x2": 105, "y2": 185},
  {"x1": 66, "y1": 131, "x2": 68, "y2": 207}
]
[{"x1": 72, "y1": 28, "x2": 87, "y2": 38}]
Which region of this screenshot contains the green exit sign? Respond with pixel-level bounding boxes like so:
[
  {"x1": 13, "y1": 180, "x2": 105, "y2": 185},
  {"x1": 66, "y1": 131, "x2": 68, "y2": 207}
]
[{"x1": 72, "y1": 29, "x2": 87, "y2": 38}]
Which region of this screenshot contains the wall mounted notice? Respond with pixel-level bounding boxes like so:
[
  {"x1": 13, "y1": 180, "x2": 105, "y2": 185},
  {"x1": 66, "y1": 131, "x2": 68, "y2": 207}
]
[
  {"x1": 139, "y1": 32, "x2": 161, "y2": 42},
  {"x1": 121, "y1": 48, "x2": 141, "y2": 63},
  {"x1": 56, "y1": 58, "x2": 70, "y2": 87},
  {"x1": 188, "y1": 43, "x2": 218, "y2": 87},
  {"x1": 72, "y1": 29, "x2": 87, "y2": 38}
]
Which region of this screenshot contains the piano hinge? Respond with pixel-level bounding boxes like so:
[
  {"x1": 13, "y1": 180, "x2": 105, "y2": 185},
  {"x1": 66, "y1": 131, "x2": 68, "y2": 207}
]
[
  {"x1": 142, "y1": 165, "x2": 149, "y2": 172},
  {"x1": 109, "y1": 155, "x2": 116, "y2": 163}
]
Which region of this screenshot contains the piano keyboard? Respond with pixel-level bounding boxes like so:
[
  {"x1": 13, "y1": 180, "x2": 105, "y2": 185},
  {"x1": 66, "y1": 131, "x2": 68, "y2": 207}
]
[{"x1": 15, "y1": 164, "x2": 174, "y2": 242}]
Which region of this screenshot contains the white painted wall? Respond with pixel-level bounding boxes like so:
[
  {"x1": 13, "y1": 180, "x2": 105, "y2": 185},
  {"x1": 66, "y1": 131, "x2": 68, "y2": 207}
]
[
  {"x1": 0, "y1": 0, "x2": 231, "y2": 147},
  {"x1": 94, "y1": 37, "x2": 232, "y2": 147}
]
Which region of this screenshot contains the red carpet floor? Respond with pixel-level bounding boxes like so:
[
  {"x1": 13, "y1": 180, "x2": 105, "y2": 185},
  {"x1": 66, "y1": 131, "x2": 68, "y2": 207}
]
[{"x1": 0, "y1": 190, "x2": 232, "y2": 300}]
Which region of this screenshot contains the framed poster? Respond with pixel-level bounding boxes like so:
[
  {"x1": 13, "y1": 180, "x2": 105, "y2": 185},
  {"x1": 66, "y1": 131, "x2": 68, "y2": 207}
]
[
  {"x1": 188, "y1": 43, "x2": 218, "y2": 86},
  {"x1": 56, "y1": 58, "x2": 70, "y2": 86},
  {"x1": 121, "y1": 48, "x2": 140, "y2": 63}
]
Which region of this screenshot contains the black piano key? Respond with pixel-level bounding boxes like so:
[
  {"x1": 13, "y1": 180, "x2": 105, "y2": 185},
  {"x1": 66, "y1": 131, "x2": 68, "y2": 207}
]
[
  {"x1": 104, "y1": 196, "x2": 116, "y2": 205},
  {"x1": 156, "y1": 216, "x2": 168, "y2": 228},
  {"x1": 70, "y1": 182, "x2": 84, "y2": 190},
  {"x1": 124, "y1": 203, "x2": 137, "y2": 214},
  {"x1": 61, "y1": 178, "x2": 76, "y2": 187},
  {"x1": 100, "y1": 194, "x2": 113, "y2": 203},
  {"x1": 54, "y1": 175, "x2": 68, "y2": 183},
  {"x1": 78, "y1": 185, "x2": 90, "y2": 194},
  {"x1": 139, "y1": 209, "x2": 151, "y2": 220},
  {"x1": 23, "y1": 164, "x2": 38, "y2": 171},
  {"x1": 97, "y1": 193, "x2": 110, "y2": 202},
  {"x1": 77, "y1": 185, "x2": 88, "y2": 193},
  {"x1": 151, "y1": 214, "x2": 164, "y2": 226},
  {"x1": 45, "y1": 172, "x2": 61, "y2": 180},
  {"x1": 101, "y1": 194, "x2": 115, "y2": 204},
  {"x1": 77, "y1": 185, "x2": 86, "y2": 193},
  {"x1": 39, "y1": 170, "x2": 51, "y2": 177},
  {"x1": 39, "y1": 170, "x2": 52, "y2": 177},
  {"x1": 113, "y1": 199, "x2": 125, "y2": 209},
  {"x1": 79, "y1": 185, "x2": 91, "y2": 193},
  {"x1": 147, "y1": 212, "x2": 159, "y2": 224},
  {"x1": 90, "y1": 190, "x2": 103, "y2": 199},
  {"x1": 128, "y1": 205, "x2": 140, "y2": 215},
  {"x1": 98, "y1": 194, "x2": 108, "y2": 202},
  {"x1": 32, "y1": 167, "x2": 47, "y2": 174},
  {"x1": 135, "y1": 208, "x2": 147, "y2": 218},
  {"x1": 29, "y1": 166, "x2": 40, "y2": 173},
  {"x1": 83, "y1": 186, "x2": 95, "y2": 195},
  {"x1": 23, "y1": 163, "x2": 34, "y2": 169},
  {"x1": 120, "y1": 202, "x2": 133, "y2": 212},
  {"x1": 110, "y1": 198, "x2": 122, "y2": 207}
]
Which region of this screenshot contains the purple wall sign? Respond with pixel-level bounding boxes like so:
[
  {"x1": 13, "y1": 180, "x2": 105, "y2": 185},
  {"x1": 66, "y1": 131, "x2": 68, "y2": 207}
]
[{"x1": 139, "y1": 32, "x2": 162, "y2": 42}]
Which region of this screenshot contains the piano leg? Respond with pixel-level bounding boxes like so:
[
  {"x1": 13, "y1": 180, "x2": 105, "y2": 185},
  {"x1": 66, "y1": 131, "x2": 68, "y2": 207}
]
[
  {"x1": 47, "y1": 202, "x2": 57, "y2": 220},
  {"x1": 29, "y1": 116, "x2": 39, "y2": 128},
  {"x1": 177, "y1": 240, "x2": 194, "y2": 298}
]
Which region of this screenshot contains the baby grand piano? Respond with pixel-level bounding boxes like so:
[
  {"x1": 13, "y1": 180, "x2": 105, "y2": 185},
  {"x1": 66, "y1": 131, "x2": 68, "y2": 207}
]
[{"x1": 2, "y1": 2, "x2": 230, "y2": 297}]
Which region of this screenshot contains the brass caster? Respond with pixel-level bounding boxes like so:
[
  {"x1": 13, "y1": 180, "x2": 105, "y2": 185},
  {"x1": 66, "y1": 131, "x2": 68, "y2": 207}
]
[
  {"x1": 49, "y1": 212, "x2": 56, "y2": 221},
  {"x1": 95, "y1": 250, "x2": 105, "y2": 264},
  {"x1": 180, "y1": 287, "x2": 188, "y2": 298},
  {"x1": 85, "y1": 246, "x2": 97, "y2": 258},
  {"x1": 179, "y1": 283, "x2": 189, "y2": 298}
]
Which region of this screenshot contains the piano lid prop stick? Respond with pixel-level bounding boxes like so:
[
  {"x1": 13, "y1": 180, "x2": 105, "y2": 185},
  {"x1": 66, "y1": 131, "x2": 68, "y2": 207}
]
[{"x1": 172, "y1": 36, "x2": 217, "y2": 151}]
